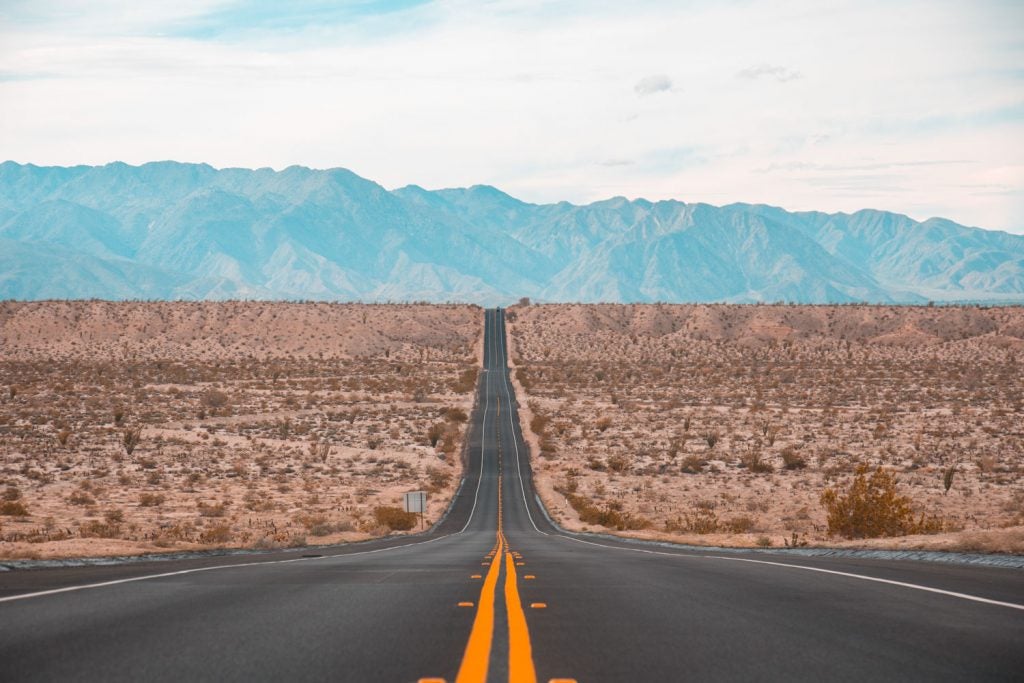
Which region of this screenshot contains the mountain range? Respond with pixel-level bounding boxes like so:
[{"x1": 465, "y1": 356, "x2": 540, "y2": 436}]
[{"x1": 1, "y1": 161, "x2": 1022, "y2": 305}]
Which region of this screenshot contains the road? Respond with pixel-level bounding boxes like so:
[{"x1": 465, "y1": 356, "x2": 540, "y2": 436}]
[{"x1": 1, "y1": 308, "x2": 1022, "y2": 682}]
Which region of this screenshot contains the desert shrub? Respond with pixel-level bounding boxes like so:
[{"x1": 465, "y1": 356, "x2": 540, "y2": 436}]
[
  {"x1": 530, "y1": 413, "x2": 549, "y2": 435},
  {"x1": 123, "y1": 427, "x2": 142, "y2": 456},
  {"x1": 0, "y1": 500, "x2": 29, "y2": 516},
  {"x1": 56, "y1": 427, "x2": 72, "y2": 446},
  {"x1": 3, "y1": 486, "x2": 21, "y2": 502},
  {"x1": 451, "y1": 367, "x2": 479, "y2": 394},
  {"x1": 197, "y1": 501, "x2": 227, "y2": 517},
  {"x1": 443, "y1": 407, "x2": 468, "y2": 423},
  {"x1": 139, "y1": 492, "x2": 165, "y2": 507},
  {"x1": 780, "y1": 445, "x2": 806, "y2": 470},
  {"x1": 743, "y1": 451, "x2": 773, "y2": 473},
  {"x1": 596, "y1": 416, "x2": 613, "y2": 432},
  {"x1": 606, "y1": 454, "x2": 629, "y2": 473},
  {"x1": 201, "y1": 389, "x2": 230, "y2": 410},
  {"x1": 557, "y1": 488, "x2": 649, "y2": 530},
  {"x1": 703, "y1": 431, "x2": 720, "y2": 449},
  {"x1": 725, "y1": 515, "x2": 757, "y2": 533},
  {"x1": 821, "y1": 465, "x2": 943, "y2": 539},
  {"x1": 79, "y1": 520, "x2": 121, "y2": 538},
  {"x1": 686, "y1": 500, "x2": 720, "y2": 534},
  {"x1": 426, "y1": 466, "x2": 451, "y2": 492},
  {"x1": 680, "y1": 455, "x2": 705, "y2": 474},
  {"x1": 427, "y1": 422, "x2": 446, "y2": 447},
  {"x1": 68, "y1": 490, "x2": 95, "y2": 506},
  {"x1": 373, "y1": 505, "x2": 417, "y2": 531},
  {"x1": 199, "y1": 523, "x2": 233, "y2": 543}
]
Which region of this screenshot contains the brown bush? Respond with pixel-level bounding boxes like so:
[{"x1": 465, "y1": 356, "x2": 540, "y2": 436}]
[
  {"x1": 0, "y1": 500, "x2": 29, "y2": 516},
  {"x1": 780, "y1": 446, "x2": 806, "y2": 470},
  {"x1": 821, "y1": 465, "x2": 943, "y2": 539},
  {"x1": 139, "y1": 493, "x2": 165, "y2": 507},
  {"x1": 373, "y1": 505, "x2": 417, "y2": 531},
  {"x1": 679, "y1": 455, "x2": 705, "y2": 474},
  {"x1": 199, "y1": 523, "x2": 233, "y2": 543},
  {"x1": 123, "y1": 427, "x2": 142, "y2": 456}
]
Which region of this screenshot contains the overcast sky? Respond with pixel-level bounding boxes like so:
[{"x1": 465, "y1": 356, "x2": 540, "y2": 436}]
[{"x1": 1, "y1": 0, "x2": 1022, "y2": 232}]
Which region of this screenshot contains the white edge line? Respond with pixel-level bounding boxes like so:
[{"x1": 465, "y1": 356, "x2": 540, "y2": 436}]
[
  {"x1": 0, "y1": 533, "x2": 451, "y2": 605},
  {"x1": 553, "y1": 534, "x2": 1024, "y2": 612}
]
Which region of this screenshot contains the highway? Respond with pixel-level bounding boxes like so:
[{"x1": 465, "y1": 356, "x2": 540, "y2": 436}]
[{"x1": 1, "y1": 308, "x2": 1022, "y2": 682}]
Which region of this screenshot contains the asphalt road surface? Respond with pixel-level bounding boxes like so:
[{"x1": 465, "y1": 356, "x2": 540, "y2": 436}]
[{"x1": 1, "y1": 309, "x2": 1022, "y2": 682}]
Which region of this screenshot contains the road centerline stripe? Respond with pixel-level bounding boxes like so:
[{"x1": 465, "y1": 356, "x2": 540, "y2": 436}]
[
  {"x1": 455, "y1": 533, "x2": 505, "y2": 683},
  {"x1": 505, "y1": 548, "x2": 538, "y2": 683}
]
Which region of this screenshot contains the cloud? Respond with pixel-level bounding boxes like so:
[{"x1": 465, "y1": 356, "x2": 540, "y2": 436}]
[
  {"x1": 737, "y1": 64, "x2": 801, "y2": 83},
  {"x1": 634, "y1": 74, "x2": 672, "y2": 96},
  {"x1": 599, "y1": 159, "x2": 634, "y2": 167}
]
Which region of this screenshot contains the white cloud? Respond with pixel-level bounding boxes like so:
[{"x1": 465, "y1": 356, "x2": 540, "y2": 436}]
[
  {"x1": 634, "y1": 74, "x2": 672, "y2": 95},
  {"x1": 0, "y1": 0, "x2": 1022, "y2": 232},
  {"x1": 737, "y1": 63, "x2": 801, "y2": 82}
]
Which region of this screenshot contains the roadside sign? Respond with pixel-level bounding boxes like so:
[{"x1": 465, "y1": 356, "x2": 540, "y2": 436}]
[
  {"x1": 404, "y1": 491, "x2": 427, "y2": 514},
  {"x1": 404, "y1": 490, "x2": 427, "y2": 530}
]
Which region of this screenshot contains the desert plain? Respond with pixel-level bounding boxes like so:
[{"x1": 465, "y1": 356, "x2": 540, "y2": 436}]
[
  {"x1": 0, "y1": 301, "x2": 481, "y2": 559},
  {"x1": 1, "y1": 300, "x2": 1023, "y2": 561},
  {"x1": 507, "y1": 303, "x2": 1024, "y2": 553}
]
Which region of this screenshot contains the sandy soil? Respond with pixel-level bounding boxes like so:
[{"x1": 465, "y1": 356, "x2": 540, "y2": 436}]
[
  {"x1": 0, "y1": 302, "x2": 482, "y2": 560},
  {"x1": 507, "y1": 303, "x2": 1024, "y2": 554}
]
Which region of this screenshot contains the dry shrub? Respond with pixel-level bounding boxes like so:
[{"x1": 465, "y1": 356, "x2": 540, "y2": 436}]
[
  {"x1": 123, "y1": 427, "x2": 142, "y2": 456},
  {"x1": 79, "y1": 521, "x2": 121, "y2": 539},
  {"x1": 200, "y1": 523, "x2": 233, "y2": 543},
  {"x1": 743, "y1": 451, "x2": 773, "y2": 473},
  {"x1": 1, "y1": 500, "x2": 29, "y2": 516},
  {"x1": 679, "y1": 455, "x2": 706, "y2": 474},
  {"x1": 443, "y1": 407, "x2": 468, "y2": 423},
  {"x1": 201, "y1": 389, "x2": 230, "y2": 410},
  {"x1": 725, "y1": 515, "x2": 757, "y2": 533},
  {"x1": 559, "y1": 488, "x2": 650, "y2": 530},
  {"x1": 821, "y1": 465, "x2": 943, "y2": 539},
  {"x1": 606, "y1": 454, "x2": 629, "y2": 473},
  {"x1": 427, "y1": 422, "x2": 446, "y2": 448},
  {"x1": 780, "y1": 446, "x2": 806, "y2": 470},
  {"x1": 139, "y1": 492, "x2": 165, "y2": 507},
  {"x1": 373, "y1": 505, "x2": 417, "y2": 531},
  {"x1": 197, "y1": 501, "x2": 228, "y2": 517},
  {"x1": 425, "y1": 466, "x2": 451, "y2": 492},
  {"x1": 451, "y1": 367, "x2": 479, "y2": 394},
  {"x1": 68, "y1": 490, "x2": 95, "y2": 506}
]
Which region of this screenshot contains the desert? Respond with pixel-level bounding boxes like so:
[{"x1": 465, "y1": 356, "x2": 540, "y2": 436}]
[
  {"x1": 0, "y1": 301, "x2": 482, "y2": 560},
  {"x1": 506, "y1": 302, "x2": 1024, "y2": 553}
]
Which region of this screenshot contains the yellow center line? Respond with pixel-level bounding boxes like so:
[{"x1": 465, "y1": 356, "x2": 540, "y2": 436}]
[
  {"x1": 455, "y1": 531, "x2": 504, "y2": 683},
  {"x1": 450, "y1": 331, "x2": 555, "y2": 683},
  {"x1": 505, "y1": 548, "x2": 538, "y2": 683}
]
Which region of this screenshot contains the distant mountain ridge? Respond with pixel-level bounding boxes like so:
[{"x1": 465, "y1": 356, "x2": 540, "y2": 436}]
[{"x1": 1, "y1": 160, "x2": 1022, "y2": 304}]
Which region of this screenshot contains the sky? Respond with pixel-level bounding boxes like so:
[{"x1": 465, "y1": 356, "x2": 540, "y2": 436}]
[{"x1": 1, "y1": 0, "x2": 1022, "y2": 232}]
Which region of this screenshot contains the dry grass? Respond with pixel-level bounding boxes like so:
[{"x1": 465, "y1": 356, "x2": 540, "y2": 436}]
[
  {"x1": 507, "y1": 303, "x2": 1024, "y2": 551},
  {"x1": 0, "y1": 301, "x2": 482, "y2": 559}
]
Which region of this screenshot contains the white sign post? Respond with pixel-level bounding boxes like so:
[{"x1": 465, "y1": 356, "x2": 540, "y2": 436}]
[{"x1": 403, "y1": 490, "x2": 427, "y2": 529}]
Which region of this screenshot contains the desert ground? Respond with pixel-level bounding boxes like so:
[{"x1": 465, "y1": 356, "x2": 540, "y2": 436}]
[
  {"x1": 507, "y1": 303, "x2": 1024, "y2": 553},
  {"x1": 0, "y1": 301, "x2": 482, "y2": 559}
]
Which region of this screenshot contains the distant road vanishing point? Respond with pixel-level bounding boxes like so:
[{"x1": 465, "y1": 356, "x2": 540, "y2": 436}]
[{"x1": 1, "y1": 309, "x2": 1022, "y2": 682}]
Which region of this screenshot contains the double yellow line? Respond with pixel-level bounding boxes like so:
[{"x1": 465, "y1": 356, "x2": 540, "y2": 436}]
[{"x1": 455, "y1": 396, "x2": 537, "y2": 683}]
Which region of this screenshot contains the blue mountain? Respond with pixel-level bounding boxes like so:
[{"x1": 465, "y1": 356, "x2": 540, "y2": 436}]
[{"x1": 1, "y1": 161, "x2": 1021, "y2": 304}]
